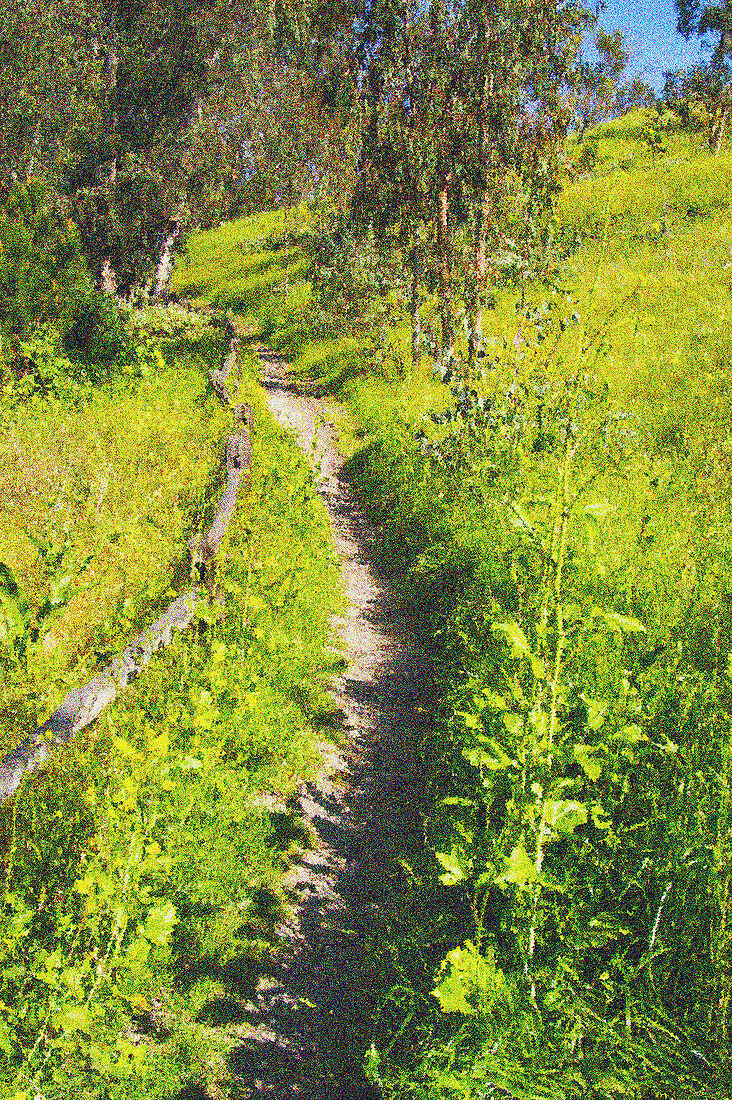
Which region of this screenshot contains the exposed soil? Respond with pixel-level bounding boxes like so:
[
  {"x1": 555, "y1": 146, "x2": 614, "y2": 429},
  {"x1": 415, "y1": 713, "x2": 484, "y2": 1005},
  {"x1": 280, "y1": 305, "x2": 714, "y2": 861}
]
[{"x1": 200, "y1": 350, "x2": 437, "y2": 1098}]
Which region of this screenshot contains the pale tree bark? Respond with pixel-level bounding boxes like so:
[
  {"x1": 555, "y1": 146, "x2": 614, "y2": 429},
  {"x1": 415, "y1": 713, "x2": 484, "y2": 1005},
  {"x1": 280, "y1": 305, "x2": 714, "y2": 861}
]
[
  {"x1": 99, "y1": 4, "x2": 119, "y2": 295},
  {"x1": 467, "y1": 191, "x2": 490, "y2": 379},
  {"x1": 468, "y1": 10, "x2": 499, "y2": 381},
  {"x1": 149, "y1": 93, "x2": 208, "y2": 299},
  {"x1": 431, "y1": 0, "x2": 455, "y2": 371},
  {"x1": 468, "y1": 64, "x2": 494, "y2": 381},
  {"x1": 152, "y1": 221, "x2": 181, "y2": 300},
  {"x1": 712, "y1": 104, "x2": 729, "y2": 155},
  {"x1": 436, "y1": 176, "x2": 454, "y2": 367},
  {"x1": 410, "y1": 267, "x2": 421, "y2": 369},
  {"x1": 100, "y1": 256, "x2": 117, "y2": 295}
]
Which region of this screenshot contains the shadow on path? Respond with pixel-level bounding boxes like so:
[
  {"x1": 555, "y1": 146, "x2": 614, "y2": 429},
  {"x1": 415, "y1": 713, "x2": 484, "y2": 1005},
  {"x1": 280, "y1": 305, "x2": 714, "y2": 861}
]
[{"x1": 199, "y1": 351, "x2": 437, "y2": 1099}]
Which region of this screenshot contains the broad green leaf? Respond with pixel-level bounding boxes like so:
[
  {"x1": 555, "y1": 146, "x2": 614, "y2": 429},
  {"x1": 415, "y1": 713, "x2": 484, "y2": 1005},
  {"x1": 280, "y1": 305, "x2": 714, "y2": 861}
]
[
  {"x1": 497, "y1": 844, "x2": 538, "y2": 886},
  {"x1": 178, "y1": 755, "x2": 203, "y2": 770},
  {"x1": 597, "y1": 611, "x2": 646, "y2": 634},
  {"x1": 481, "y1": 690, "x2": 507, "y2": 711},
  {"x1": 434, "y1": 850, "x2": 466, "y2": 886},
  {"x1": 142, "y1": 901, "x2": 177, "y2": 946},
  {"x1": 147, "y1": 731, "x2": 170, "y2": 757},
  {"x1": 501, "y1": 712, "x2": 524, "y2": 737},
  {"x1": 616, "y1": 724, "x2": 647, "y2": 744},
  {"x1": 582, "y1": 697, "x2": 606, "y2": 731},
  {"x1": 491, "y1": 621, "x2": 530, "y2": 658},
  {"x1": 546, "y1": 799, "x2": 589, "y2": 836},
  {"x1": 55, "y1": 1005, "x2": 92, "y2": 1033},
  {"x1": 432, "y1": 970, "x2": 474, "y2": 1015},
  {"x1": 122, "y1": 936, "x2": 151, "y2": 972},
  {"x1": 584, "y1": 499, "x2": 613, "y2": 521},
  {"x1": 73, "y1": 874, "x2": 97, "y2": 896},
  {"x1": 112, "y1": 736, "x2": 138, "y2": 759},
  {"x1": 432, "y1": 941, "x2": 504, "y2": 1015},
  {"x1": 463, "y1": 738, "x2": 515, "y2": 772},
  {"x1": 574, "y1": 744, "x2": 603, "y2": 782}
]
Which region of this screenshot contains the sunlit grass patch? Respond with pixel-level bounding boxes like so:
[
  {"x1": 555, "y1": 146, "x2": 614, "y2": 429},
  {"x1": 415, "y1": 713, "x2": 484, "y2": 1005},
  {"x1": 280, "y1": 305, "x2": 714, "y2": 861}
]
[
  {"x1": 559, "y1": 145, "x2": 732, "y2": 240},
  {"x1": 0, "y1": 294, "x2": 344, "y2": 1098}
]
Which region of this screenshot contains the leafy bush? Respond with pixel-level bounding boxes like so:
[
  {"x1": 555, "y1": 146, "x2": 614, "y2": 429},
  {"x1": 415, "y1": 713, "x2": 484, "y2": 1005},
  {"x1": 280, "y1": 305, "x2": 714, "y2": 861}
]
[
  {"x1": 0, "y1": 336, "x2": 341, "y2": 1098},
  {"x1": 0, "y1": 179, "x2": 87, "y2": 337}
]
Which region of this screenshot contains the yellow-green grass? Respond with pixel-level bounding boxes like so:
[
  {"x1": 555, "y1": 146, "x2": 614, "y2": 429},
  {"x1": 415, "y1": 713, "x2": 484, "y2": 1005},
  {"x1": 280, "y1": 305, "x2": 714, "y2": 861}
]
[
  {"x1": 564, "y1": 108, "x2": 702, "y2": 177},
  {"x1": 558, "y1": 147, "x2": 732, "y2": 238},
  {"x1": 172, "y1": 206, "x2": 310, "y2": 327},
  {"x1": 0, "y1": 355, "x2": 231, "y2": 743},
  {"x1": 0, "y1": 335, "x2": 344, "y2": 1099}
]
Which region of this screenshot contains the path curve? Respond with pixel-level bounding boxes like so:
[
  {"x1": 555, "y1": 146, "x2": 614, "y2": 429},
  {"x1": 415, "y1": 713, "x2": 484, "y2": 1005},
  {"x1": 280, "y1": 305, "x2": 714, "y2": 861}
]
[{"x1": 215, "y1": 350, "x2": 435, "y2": 1098}]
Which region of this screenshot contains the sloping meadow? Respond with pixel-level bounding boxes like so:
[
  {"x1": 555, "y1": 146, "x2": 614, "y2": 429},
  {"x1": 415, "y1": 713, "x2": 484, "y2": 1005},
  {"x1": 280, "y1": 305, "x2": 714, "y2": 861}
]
[
  {"x1": 278, "y1": 114, "x2": 732, "y2": 1097},
  {"x1": 163, "y1": 132, "x2": 732, "y2": 1096},
  {"x1": 0, "y1": 306, "x2": 343, "y2": 1097}
]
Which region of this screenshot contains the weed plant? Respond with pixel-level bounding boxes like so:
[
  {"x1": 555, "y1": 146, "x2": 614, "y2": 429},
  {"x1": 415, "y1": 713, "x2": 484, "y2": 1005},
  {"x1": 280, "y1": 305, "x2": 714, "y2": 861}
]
[
  {"x1": 0, "y1": 296, "x2": 343, "y2": 1096},
  {"x1": 203, "y1": 109, "x2": 732, "y2": 1097}
]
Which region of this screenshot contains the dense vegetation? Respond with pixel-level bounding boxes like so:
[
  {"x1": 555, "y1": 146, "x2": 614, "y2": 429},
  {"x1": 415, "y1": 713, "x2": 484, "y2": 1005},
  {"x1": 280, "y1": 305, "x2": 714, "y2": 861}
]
[
  {"x1": 173, "y1": 107, "x2": 732, "y2": 1097},
  {"x1": 0, "y1": 252, "x2": 345, "y2": 1095},
  {"x1": 2, "y1": 0, "x2": 732, "y2": 1091}
]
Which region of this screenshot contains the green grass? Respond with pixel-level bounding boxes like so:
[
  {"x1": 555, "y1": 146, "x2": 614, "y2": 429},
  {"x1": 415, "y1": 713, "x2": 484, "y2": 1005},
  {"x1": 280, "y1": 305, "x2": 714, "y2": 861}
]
[
  {"x1": 165, "y1": 108, "x2": 732, "y2": 1099},
  {"x1": 0, "y1": 294, "x2": 345, "y2": 1096},
  {"x1": 7, "y1": 101, "x2": 723, "y2": 1099}
]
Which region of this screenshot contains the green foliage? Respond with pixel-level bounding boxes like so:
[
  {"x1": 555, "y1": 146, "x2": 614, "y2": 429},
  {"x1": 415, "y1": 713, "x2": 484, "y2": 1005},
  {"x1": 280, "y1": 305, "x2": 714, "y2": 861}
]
[
  {"x1": 0, "y1": 304, "x2": 341, "y2": 1096},
  {"x1": 0, "y1": 179, "x2": 87, "y2": 337},
  {"x1": 234, "y1": 118, "x2": 732, "y2": 1096},
  {"x1": 61, "y1": 280, "x2": 135, "y2": 366},
  {"x1": 559, "y1": 142, "x2": 732, "y2": 239},
  {"x1": 346, "y1": 295, "x2": 732, "y2": 1096}
]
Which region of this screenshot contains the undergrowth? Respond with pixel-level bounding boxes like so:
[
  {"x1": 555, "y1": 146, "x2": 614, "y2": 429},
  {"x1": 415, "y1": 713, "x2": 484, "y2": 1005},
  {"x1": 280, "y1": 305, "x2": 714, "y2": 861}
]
[
  {"x1": 0, "y1": 300, "x2": 343, "y2": 1097},
  {"x1": 170, "y1": 108, "x2": 732, "y2": 1097}
]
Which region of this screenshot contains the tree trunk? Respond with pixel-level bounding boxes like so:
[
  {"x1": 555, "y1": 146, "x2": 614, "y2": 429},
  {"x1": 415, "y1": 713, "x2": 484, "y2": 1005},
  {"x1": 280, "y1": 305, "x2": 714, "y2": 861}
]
[
  {"x1": 410, "y1": 267, "x2": 421, "y2": 369},
  {"x1": 467, "y1": 192, "x2": 490, "y2": 380},
  {"x1": 99, "y1": 5, "x2": 119, "y2": 295},
  {"x1": 152, "y1": 222, "x2": 181, "y2": 300},
  {"x1": 712, "y1": 106, "x2": 729, "y2": 156},
  {"x1": 100, "y1": 257, "x2": 117, "y2": 295},
  {"x1": 436, "y1": 180, "x2": 453, "y2": 368},
  {"x1": 468, "y1": 62, "x2": 494, "y2": 381}
]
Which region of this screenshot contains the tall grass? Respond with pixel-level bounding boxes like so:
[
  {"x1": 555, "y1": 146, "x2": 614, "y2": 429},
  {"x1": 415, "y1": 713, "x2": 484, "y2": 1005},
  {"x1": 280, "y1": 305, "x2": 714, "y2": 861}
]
[
  {"x1": 0, "y1": 298, "x2": 344, "y2": 1096},
  {"x1": 203, "y1": 109, "x2": 732, "y2": 1097}
]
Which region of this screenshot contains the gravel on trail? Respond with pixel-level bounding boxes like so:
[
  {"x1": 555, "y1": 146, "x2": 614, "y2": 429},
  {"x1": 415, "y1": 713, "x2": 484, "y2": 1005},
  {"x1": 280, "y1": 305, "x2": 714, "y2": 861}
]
[{"x1": 200, "y1": 350, "x2": 437, "y2": 1099}]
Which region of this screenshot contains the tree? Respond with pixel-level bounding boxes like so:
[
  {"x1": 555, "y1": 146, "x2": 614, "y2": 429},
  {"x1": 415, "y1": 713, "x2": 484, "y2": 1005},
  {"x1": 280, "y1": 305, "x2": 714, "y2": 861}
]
[
  {"x1": 349, "y1": 0, "x2": 588, "y2": 374},
  {"x1": 613, "y1": 75, "x2": 657, "y2": 115},
  {"x1": 0, "y1": 0, "x2": 325, "y2": 297},
  {"x1": 570, "y1": 29, "x2": 628, "y2": 137},
  {"x1": 566, "y1": 28, "x2": 655, "y2": 138},
  {"x1": 675, "y1": 0, "x2": 732, "y2": 151}
]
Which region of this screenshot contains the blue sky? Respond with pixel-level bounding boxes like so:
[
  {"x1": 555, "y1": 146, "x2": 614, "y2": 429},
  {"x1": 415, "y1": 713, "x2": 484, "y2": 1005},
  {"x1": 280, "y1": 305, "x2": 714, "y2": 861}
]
[{"x1": 586, "y1": 0, "x2": 710, "y2": 92}]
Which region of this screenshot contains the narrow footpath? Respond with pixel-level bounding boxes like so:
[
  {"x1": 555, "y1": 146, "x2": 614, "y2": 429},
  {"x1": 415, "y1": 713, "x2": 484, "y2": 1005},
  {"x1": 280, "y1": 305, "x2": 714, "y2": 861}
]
[{"x1": 211, "y1": 350, "x2": 436, "y2": 1099}]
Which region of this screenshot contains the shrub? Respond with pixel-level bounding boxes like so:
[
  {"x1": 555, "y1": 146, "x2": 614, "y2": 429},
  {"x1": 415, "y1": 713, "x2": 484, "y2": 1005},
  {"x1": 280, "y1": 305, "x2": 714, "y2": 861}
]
[
  {"x1": 61, "y1": 280, "x2": 136, "y2": 372},
  {"x1": 0, "y1": 178, "x2": 87, "y2": 337}
]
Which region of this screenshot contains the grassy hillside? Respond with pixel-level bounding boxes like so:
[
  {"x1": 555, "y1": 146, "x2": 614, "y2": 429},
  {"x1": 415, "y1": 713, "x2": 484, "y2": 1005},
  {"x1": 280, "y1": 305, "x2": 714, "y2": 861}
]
[
  {"x1": 0, "y1": 295, "x2": 344, "y2": 1094},
  {"x1": 170, "y1": 107, "x2": 732, "y2": 1098}
]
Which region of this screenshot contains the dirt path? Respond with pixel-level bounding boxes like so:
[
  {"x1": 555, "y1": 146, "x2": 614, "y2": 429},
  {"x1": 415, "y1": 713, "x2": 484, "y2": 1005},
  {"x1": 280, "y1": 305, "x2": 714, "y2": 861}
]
[{"x1": 207, "y1": 351, "x2": 435, "y2": 1098}]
